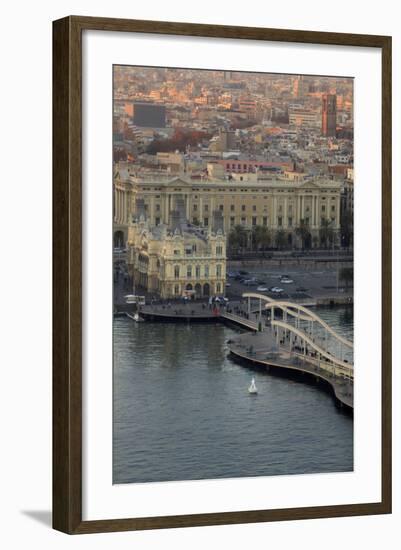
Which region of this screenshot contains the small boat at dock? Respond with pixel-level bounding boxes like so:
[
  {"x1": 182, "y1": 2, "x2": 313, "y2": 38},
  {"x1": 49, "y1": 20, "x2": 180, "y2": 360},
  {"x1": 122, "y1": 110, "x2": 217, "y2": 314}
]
[{"x1": 126, "y1": 312, "x2": 145, "y2": 323}]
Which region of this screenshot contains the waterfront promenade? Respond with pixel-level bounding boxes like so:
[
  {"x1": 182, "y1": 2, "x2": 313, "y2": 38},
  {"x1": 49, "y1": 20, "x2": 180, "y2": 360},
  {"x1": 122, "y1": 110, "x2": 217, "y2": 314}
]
[
  {"x1": 125, "y1": 293, "x2": 353, "y2": 411},
  {"x1": 228, "y1": 331, "x2": 353, "y2": 410},
  {"x1": 127, "y1": 293, "x2": 353, "y2": 411}
]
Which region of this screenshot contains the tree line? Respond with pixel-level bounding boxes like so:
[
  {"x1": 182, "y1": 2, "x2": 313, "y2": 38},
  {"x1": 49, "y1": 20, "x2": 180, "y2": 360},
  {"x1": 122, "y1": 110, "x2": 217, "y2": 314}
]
[{"x1": 228, "y1": 217, "x2": 351, "y2": 253}]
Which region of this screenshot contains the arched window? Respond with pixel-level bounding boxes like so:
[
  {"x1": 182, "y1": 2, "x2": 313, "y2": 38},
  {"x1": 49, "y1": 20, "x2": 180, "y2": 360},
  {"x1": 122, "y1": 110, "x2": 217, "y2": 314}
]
[
  {"x1": 216, "y1": 283, "x2": 221, "y2": 293},
  {"x1": 195, "y1": 265, "x2": 200, "y2": 279},
  {"x1": 174, "y1": 284, "x2": 180, "y2": 295},
  {"x1": 174, "y1": 265, "x2": 180, "y2": 279},
  {"x1": 216, "y1": 264, "x2": 222, "y2": 278},
  {"x1": 187, "y1": 265, "x2": 192, "y2": 279}
]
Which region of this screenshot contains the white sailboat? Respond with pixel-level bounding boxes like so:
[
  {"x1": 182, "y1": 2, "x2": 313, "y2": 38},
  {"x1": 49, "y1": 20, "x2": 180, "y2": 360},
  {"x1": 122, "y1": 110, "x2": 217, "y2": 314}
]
[{"x1": 248, "y1": 377, "x2": 258, "y2": 394}]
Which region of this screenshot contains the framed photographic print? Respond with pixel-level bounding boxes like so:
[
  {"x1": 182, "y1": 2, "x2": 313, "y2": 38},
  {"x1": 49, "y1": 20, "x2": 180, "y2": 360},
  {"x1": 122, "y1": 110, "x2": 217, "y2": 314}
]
[{"x1": 53, "y1": 16, "x2": 392, "y2": 534}]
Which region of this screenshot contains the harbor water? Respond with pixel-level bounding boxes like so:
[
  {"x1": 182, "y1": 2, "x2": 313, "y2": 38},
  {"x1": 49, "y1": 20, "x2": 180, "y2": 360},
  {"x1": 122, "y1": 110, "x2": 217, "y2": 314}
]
[{"x1": 113, "y1": 306, "x2": 353, "y2": 484}]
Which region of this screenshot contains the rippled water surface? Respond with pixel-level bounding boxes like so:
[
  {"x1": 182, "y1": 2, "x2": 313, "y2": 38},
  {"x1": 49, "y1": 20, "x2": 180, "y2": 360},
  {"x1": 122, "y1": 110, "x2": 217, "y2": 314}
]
[{"x1": 113, "y1": 307, "x2": 353, "y2": 484}]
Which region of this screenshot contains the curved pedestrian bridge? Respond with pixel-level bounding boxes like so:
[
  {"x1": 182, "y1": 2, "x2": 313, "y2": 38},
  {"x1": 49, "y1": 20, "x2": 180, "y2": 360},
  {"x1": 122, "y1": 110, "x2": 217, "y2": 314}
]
[{"x1": 225, "y1": 292, "x2": 354, "y2": 409}]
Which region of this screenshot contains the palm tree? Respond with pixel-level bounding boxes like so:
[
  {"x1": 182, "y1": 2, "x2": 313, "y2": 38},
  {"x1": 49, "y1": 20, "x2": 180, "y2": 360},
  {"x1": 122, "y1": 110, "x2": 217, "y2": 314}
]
[
  {"x1": 319, "y1": 218, "x2": 334, "y2": 249},
  {"x1": 339, "y1": 267, "x2": 353, "y2": 290},
  {"x1": 340, "y1": 210, "x2": 353, "y2": 249},
  {"x1": 228, "y1": 225, "x2": 248, "y2": 253},
  {"x1": 275, "y1": 229, "x2": 287, "y2": 250},
  {"x1": 251, "y1": 225, "x2": 271, "y2": 251},
  {"x1": 295, "y1": 218, "x2": 311, "y2": 250}
]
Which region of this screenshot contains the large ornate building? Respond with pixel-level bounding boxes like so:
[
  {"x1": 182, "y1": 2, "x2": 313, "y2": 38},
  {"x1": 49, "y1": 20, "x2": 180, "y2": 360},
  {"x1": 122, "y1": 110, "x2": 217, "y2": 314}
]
[
  {"x1": 127, "y1": 204, "x2": 226, "y2": 299},
  {"x1": 114, "y1": 163, "x2": 342, "y2": 250}
]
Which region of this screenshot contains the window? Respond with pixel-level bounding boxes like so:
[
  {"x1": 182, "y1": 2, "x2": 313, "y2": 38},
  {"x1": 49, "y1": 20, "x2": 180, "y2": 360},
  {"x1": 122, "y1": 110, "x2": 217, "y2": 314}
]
[
  {"x1": 278, "y1": 205, "x2": 282, "y2": 213},
  {"x1": 252, "y1": 205, "x2": 256, "y2": 212},
  {"x1": 230, "y1": 217, "x2": 235, "y2": 227},
  {"x1": 204, "y1": 265, "x2": 209, "y2": 277},
  {"x1": 252, "y1": 216, "x2": 257, "y2": 226},
  {"x1": 187, "y1": 265, "x2": 192, "y2": 278},
  {"x1": 322, "y1": 205, "x2": 326, "y2": 212},
  {"x1": 174, "y1": 265, "x2": 180, "y2": 279},
  {"x1": 241, "y1": 217, "x2": 246, "y2": 225},
  {"x1": 241, "y1": 204, "x2": 246, "y2": 212},
  {"x1": 174, "y1": 284, "x2": 180, "y2": 295},
  {"x1": 193, "y1": 204, "x2": 198, "y2": 211},
  {"x1": 173, "y1": 249, "x2": 180, "y2": 256},
  {"x1": 155, "y1": 217, "x2": 160, "y2": 226},
  {"x1": 262, "y1": 216, "x2": 268, "y2": 226},
  {"x1": 216, "y1": 283, "x2": 221, "y2": 293},
  {"x1": 204, "y1": 217, "x2": 209, "y2": 227},
  {"x1": 192, "y1": 217, "x2": 198, "y2": 225},
  {"x1": 288, "y1": 217, "x2": 292, "y2": 227},
  {"x1": 155, "y1": 203, "x2": 160, "y2": 211},
  {"x1": 219, "y1": 204, "x2": 224, "y2": 211},
  {"x1": 204, "y1": 204, "x2": 209, "y2": 212},
  {"x1": 192, "y1": 244, "x2": 197, "y2": 253},
  {"x1": 216, "y1": 245, "x2": 223, "y2": 255},
  {"x1": 230, "y1": 204, "x2": 235, "y2": 212},
  {"x1": 278, "y1": 216, "x2": 282, "y2": 227},
  {"x1": 195, "y1": 265, "x2": 200, "y2": 279},
  {"x1": 216, "y1": 264, "x2": 222, "y2": 277},
  {"x1": 331, "y1": 205, "x2": 336, "y2": 212}
]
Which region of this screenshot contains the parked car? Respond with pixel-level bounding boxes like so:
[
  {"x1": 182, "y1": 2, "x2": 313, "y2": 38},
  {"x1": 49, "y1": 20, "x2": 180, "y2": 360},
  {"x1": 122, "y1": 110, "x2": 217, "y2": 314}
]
[
  {"x1": 280, "y1": 277, "x2": 294, "y2": 284},
  {"x1": 257, "y1": 286, "x2": 268, "y2": 292},
  {"x1": 244, "y1": 280, "x2": 258, "y2": 286},
  {"x1": 270, "y1": 287, "x2": 284, "y2": 293}
]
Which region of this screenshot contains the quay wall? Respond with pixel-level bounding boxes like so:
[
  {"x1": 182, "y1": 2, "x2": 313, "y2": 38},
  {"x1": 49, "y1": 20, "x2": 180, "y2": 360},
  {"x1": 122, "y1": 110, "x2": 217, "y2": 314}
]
[{"x1": 229, "y1": 347, "x2": 353, "y2": 413}]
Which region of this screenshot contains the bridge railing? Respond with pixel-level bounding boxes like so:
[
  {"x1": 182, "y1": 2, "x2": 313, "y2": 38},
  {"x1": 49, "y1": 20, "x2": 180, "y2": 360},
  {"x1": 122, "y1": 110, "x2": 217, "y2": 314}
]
[
  {"x1": 242, "y1": 292, "x2": 353, "y2": 349},
  {"x1": 272, "y1": 319, "x2": 354, "y2": 380}
]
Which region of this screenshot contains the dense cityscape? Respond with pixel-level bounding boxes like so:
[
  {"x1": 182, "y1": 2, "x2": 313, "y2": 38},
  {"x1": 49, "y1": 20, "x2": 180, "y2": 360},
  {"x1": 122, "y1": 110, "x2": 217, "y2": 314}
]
[{"x1": 113, "y1": 66, "x2": 353, "y2": 300}]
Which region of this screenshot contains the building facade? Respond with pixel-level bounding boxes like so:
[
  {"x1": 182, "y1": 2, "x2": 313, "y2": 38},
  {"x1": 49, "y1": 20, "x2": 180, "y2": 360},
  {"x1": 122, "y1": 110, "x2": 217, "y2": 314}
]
[
  {"x1": 114, "y1": 166, "x2": 342, "y2": 249},
  {"x1": 132, "y1": 102, "x2": 166, "y2": 128},
  {"x1": 113, "y1": 172, "x2": 132, "y2": 247},
  {"x1": 321, "y1": 94, "x2": 337, "y2": 137},
  {"x1": 127, "y1": 219, "x2": 226, "y2": 299},
  {"x1": 289, "y1": 108, "x2": 320, "y2": 129}
]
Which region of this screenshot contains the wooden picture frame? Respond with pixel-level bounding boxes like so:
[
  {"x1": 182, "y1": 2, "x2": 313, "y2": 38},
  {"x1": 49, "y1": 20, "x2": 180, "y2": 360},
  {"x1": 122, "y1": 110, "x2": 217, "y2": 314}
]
[{"x1": 53, "y1": 15, "x2": 392, "y2": 534}]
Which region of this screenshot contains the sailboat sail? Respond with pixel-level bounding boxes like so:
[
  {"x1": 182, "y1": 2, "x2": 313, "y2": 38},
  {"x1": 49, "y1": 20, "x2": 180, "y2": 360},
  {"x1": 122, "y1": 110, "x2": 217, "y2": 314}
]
[{"x1": 248, "y1": 377, "x2": 258, "y2": 394}]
